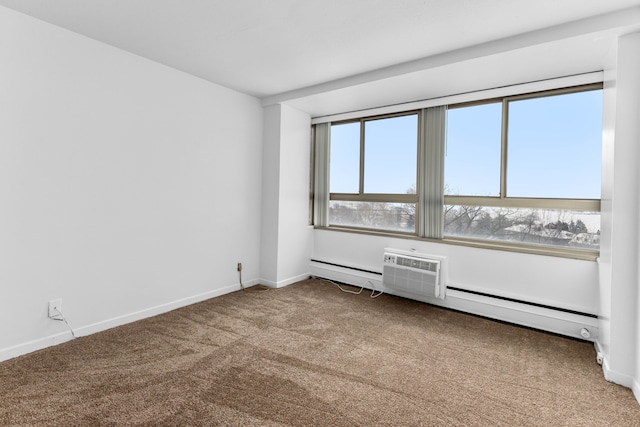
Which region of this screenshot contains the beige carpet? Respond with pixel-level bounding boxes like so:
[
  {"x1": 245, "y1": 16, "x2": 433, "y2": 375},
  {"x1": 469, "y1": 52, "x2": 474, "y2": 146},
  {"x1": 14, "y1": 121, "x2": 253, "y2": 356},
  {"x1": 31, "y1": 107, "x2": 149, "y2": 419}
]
[{"x1": 1, "y1": 278, "x2": 638, "y2": 426}]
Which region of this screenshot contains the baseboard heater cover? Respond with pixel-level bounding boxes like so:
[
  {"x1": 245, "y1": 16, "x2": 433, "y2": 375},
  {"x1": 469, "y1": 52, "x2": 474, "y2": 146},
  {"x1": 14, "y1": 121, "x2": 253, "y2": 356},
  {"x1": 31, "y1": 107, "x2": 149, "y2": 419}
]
[
  {"x1": 309, "y1": 259, "x2": 383, "y2": 292},
  {"x1": 447, "y1": 286, "x2": 597, "y2": 319},
  {"x1": 310, "y1": 259, "x2": 382, "y2": 276}
]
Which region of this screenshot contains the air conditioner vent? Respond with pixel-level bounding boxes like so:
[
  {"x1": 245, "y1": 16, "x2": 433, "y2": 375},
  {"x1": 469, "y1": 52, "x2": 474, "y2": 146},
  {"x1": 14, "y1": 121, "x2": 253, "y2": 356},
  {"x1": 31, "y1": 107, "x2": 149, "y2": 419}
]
[
  {"x1": 382, "y1": 251, "x2": 445, "y2": 300},
  {"x1": 396, "y1": 256, "x2": 439, "y2": 272}
]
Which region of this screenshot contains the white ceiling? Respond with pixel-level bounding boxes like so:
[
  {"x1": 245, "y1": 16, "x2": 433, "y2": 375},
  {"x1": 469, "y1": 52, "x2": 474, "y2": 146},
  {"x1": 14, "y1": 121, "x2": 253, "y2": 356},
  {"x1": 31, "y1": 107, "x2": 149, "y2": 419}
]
[{"x1": 1, "y1": 0, "x2": 639, "y2": 116}]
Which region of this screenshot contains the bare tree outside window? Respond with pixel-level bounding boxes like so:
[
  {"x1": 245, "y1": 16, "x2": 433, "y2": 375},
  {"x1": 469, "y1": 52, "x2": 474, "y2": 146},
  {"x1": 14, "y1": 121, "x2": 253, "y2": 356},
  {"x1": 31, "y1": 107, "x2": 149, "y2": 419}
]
[
  {"x1": 330, "y1": 201, "x2": 416, "y2": 233},
  {"x1": 444, "y1": 205, "x2": 600, "y2": 249}
]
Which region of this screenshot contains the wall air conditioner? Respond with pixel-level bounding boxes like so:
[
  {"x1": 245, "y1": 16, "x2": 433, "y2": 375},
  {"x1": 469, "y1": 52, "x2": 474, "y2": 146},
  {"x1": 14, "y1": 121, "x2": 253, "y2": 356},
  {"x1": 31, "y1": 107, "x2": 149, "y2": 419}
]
[{"x1": 382, "y1": 250, "x2": 445, "y2": 300}]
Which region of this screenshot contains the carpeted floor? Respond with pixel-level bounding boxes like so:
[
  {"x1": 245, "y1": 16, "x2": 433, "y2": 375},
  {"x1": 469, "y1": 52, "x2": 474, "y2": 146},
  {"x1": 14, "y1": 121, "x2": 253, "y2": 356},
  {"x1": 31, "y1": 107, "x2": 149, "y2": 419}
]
[{"x1": 1, "y1": 278, "x2": 639, "y2": 426}]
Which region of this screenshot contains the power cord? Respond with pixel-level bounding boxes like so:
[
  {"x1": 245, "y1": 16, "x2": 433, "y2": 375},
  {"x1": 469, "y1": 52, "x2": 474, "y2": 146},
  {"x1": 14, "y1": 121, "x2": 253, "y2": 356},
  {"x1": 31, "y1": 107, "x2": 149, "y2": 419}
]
[
  {"x1": 317, "y1": 277, "x2": 383, "y2": 298},
  {"x1": 52, "y1": 307, "x2": 77, "y2": 338}
]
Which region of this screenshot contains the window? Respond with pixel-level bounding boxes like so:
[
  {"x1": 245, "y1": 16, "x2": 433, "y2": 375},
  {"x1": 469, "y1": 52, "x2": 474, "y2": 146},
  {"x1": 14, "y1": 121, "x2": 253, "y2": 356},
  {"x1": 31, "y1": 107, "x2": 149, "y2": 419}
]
[
  {"x1": 445, "y1": 102, "x2": 502, "y2": 197},
  {"x1": 444, "y1": 87, "x2": 602, "y2": 251},
  {"x1": 329, "y1": 113, "x2": 418, "y2": 233},
  {"x1": 314, "y1": 84, "x2": 603, "y2": 259},
  {"x1": 506, "y1": 91, "x2": 602, "y2": 199}
]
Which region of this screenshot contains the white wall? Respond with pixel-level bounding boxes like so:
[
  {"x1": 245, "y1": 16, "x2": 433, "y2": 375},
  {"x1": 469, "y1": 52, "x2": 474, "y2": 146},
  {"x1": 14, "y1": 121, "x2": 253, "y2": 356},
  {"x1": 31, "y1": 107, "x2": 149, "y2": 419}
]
[
  {"x1": 0, "y1": 7, "x2": 264, "y2": 360},
  {"x1": 276, "y1": 105, "x2": 314, "y2": 284},
  {"x1": 598, "y1": 31, "x2": 640, "y2": 395},
  {"x1": 619, "y1": 34, "x2": 640, "y2": 401},
  {"x1": 260, "y1": 104, "x2": 313, "y2": 287}
]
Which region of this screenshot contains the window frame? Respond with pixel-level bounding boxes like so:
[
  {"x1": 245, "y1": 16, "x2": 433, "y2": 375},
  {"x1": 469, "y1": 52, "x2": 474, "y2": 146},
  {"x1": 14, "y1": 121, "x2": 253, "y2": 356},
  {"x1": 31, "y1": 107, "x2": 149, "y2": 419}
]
[
  {"x1": 444, "y1": 84, "x2": 602, "y2": 213},
  {"x1": 314, "y1": 83, "x2": 603, "y2": 260},
  {"x1": 328, "y1": 111, "x2": 421, "y2": 235},
  {"x1": 443, "y1": 84, "x2": 602, "y2": 259}
]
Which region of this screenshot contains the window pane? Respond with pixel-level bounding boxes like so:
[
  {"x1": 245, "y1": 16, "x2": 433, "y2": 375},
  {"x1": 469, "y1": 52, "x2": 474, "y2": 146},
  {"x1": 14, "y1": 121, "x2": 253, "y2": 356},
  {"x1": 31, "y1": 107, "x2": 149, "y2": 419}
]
[
  {"x1": 507, "y1": 90, "x2": 602, "y2": 199},
  {"x1": 329, "y1": 201, "x2": 415, "y2": 232},
  {"x1": 364, "y1": 115, "x2": 417, "y2": 194},
  {"x1": 330, "y1": 122, "x2": 360, "y2": 193},
  {"x1": 444, "y1": 205, "x2": 600, "y2": 249},
  {"x1": 445, "y1": 103, "x2": 502, "y2": 196}
]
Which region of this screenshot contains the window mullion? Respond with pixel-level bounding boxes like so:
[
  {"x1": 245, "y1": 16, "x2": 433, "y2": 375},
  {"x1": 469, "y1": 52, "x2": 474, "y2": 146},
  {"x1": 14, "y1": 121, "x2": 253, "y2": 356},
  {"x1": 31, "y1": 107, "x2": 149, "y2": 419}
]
[
  {"x1": 500, "y1": 99, "x2": 509, "y2": 199},
  {"x1": 359, "y1": 120, "x2": 365, "y2": 195}
]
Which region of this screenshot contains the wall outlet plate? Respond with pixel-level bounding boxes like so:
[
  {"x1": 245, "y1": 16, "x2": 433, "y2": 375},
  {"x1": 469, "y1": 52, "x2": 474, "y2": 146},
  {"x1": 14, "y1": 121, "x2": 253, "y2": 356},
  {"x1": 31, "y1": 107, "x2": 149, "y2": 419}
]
[{"x1": 48, "y1": 299, "x2": 62, "y2": 319}]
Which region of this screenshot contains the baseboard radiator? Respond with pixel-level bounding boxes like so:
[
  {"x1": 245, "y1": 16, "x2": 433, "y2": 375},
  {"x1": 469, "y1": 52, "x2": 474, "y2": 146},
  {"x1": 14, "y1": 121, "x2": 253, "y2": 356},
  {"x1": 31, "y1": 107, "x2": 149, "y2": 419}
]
[{"x1": 309, "y1": 249, "x2": 598, "y2": 341}]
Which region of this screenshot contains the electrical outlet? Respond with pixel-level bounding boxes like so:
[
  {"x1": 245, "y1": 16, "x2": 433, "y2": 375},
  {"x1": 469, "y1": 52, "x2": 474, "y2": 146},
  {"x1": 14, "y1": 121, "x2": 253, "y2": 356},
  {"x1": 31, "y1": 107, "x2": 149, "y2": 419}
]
[
  {"x1": 48, "y1": 299, "x2": 63, "y2": 319},
  {"x1": 237, "y1": 262, "x2": 242, "y2": 272}
]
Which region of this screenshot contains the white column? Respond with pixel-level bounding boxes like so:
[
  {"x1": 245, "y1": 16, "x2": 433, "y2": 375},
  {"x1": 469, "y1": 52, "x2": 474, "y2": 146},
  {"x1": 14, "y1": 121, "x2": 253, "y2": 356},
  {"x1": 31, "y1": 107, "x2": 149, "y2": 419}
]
[
  {"x1": 260, "y1": 104, "x2": 313, "y2": 287},
  {"x1": 599, "y1": 32, "x2": 640, "y2": 400}
]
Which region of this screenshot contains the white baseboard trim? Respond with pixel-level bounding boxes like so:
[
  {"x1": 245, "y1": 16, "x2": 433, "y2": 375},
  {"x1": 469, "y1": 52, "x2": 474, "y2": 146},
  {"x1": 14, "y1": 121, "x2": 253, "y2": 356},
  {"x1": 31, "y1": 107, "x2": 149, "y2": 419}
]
[
  {"x1": 594, "y1": 339, "x2": 640, "y2": 406},
  {"x1": 260, "y1": 272, "x2": 311, "y2": 288},
  {"x1": 599, "y1": 349, "x2": 636, "y2": 388},
  {"x1": 310, "y1": 260, "x2": 598, "y2": 341},
  {"x1": 0, "y1": 332, "x2": 75, "y2": 364},
  {"x1": 0, "y1": 280, "x2": 257, "y2": 363}
]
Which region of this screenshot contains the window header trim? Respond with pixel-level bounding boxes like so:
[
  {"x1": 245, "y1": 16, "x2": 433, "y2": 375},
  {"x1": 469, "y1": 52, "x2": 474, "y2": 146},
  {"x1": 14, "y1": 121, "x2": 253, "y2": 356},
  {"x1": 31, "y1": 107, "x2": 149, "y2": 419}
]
[{"x1": 310, "y1": 71, "x2": 603, "y2": 125}]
